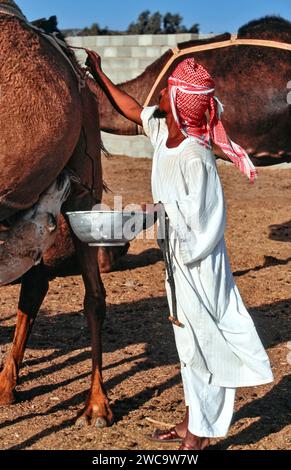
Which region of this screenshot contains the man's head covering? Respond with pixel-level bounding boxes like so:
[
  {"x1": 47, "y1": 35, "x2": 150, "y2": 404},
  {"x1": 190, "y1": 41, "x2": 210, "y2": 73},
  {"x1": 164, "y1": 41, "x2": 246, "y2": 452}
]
[{"x1": 168, "y1": 58, "x2": 257, "y2": 182}]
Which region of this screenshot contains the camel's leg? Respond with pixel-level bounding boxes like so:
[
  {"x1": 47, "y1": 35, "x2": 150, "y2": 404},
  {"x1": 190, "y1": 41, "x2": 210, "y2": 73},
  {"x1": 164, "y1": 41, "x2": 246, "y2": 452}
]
[
  {"x1": 0, "y1": 262, "x2": 49, "y2": 405},
  {"x1": 98, "y1": 243, "x2": 130, "y2": 273},
  {"x1": 62, "y1": 179, "x2": 113, "y2": 427},
  {"x1": 72, "y1": 234, "x2": 113, "y2": 428}
]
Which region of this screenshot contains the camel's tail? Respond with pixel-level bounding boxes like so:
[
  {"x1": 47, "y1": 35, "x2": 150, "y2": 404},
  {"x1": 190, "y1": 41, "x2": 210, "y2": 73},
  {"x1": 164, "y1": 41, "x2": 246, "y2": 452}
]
[{"x1": 100, "y1": 139, "x2": 111, "y2": 159}]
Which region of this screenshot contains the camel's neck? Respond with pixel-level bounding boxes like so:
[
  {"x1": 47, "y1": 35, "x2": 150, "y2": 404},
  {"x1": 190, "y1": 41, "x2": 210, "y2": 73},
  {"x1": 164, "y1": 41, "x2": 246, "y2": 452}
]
[
  {"x1": 119, "y1": 76, "x2": 152, "y2": 108},
  {"x1": 92, "y1": 87, "x2": 130, "y2": 135},
  {"x1": 95, "y1": 77, "x2": 153, "y2": 135}
]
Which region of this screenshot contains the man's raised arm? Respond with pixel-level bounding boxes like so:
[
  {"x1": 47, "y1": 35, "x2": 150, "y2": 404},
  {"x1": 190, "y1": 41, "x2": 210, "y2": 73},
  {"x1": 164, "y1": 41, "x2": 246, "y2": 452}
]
[{"x1": 86, "y1": 50, "x2": 143, "y2": 126}]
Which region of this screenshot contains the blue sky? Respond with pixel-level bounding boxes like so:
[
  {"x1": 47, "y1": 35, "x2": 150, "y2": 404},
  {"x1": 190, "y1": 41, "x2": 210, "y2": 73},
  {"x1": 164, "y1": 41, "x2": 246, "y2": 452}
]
[{"x1": 17, "y1": 0, "x2": 291, "y2": 33}]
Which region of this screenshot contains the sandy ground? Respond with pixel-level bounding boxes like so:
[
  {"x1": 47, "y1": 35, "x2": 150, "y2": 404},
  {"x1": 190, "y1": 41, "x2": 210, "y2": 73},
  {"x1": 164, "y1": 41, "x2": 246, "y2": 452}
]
[{"x1": 0, "y1": 155, "x2": 290, "y2": 450}]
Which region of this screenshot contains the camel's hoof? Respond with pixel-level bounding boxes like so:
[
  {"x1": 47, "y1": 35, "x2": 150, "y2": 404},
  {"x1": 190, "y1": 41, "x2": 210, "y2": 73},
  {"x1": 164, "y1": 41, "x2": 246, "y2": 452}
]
[
  {"x1": 75, "y1": 395, "x2": 114, "y2": 429},
  {"x1": 94, "y1": 416, "x2": 108, "y2": 429},
  {"x1": 75, "y1": 416, "x2": 88, "y2": 429},
  {"x1": 75, "y1": 412, "x2": 113, "y2": 429}
]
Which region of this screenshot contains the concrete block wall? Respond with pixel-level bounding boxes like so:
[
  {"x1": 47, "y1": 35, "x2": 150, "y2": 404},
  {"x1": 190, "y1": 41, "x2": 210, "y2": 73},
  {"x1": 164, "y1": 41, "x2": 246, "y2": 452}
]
[{"x1": 67, "y1": 34, "x2": 214, "y2": 157}]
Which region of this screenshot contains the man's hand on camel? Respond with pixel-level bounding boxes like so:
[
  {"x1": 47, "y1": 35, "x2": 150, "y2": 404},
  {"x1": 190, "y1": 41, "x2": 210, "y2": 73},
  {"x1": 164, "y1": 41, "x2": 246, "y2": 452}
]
[{"x1": 85, "y1": 50, "x2": 102, "y2": 76}]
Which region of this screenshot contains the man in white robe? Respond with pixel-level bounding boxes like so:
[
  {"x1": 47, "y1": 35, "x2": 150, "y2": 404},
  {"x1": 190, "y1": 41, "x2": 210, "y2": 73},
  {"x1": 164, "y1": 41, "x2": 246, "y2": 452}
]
[{"x1": 86, "y1": 51, "x2": 273, "y2": 450}]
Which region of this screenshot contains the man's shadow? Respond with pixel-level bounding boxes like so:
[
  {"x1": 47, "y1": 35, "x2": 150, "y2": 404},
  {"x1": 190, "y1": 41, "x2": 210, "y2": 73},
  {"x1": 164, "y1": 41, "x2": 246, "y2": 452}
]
[
  {"x1": 233, "y1": 219, "x2": 291, "y2": 277},
  {"x1": 269, "y1": 220, "x2": 291, "y2": 242},
  {"x1": 212, "y1": 375, "x2": 291, "y2": 449}
]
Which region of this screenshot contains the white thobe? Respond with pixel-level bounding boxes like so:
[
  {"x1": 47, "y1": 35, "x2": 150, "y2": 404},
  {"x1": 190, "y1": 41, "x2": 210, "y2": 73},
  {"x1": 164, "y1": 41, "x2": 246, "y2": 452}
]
[{"x1": 141, "y1": 106, "x2": 273, "y2": 437}]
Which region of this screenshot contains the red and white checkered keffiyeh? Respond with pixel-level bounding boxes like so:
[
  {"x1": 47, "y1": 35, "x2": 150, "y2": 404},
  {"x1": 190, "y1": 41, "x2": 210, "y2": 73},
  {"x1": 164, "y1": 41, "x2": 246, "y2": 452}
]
[{"x1": 168, "y1": 58, "x2": 257, "y2": 182}]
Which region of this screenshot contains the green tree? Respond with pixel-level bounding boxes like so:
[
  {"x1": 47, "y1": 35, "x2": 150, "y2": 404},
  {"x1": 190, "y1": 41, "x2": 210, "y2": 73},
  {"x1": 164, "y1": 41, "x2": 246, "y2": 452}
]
[
  {"x1": 189, "y1": 23, "x2": 200, "y2": 34},
  {"x1": 127, "y1": 10, "x2": 149, "y2": 34},
  {"x1": 128, "y1": 10, "x2": 162, "y2": 34},
  {"x1": 79, "y1": 22, "x2": 110, "y2": 36},
  {"x1": 127, "y1": 11, "x2": 200, "y2": 35},
  {"x1": 77, "y1": 10, "x2": 201, "y2": 36},
  {"x1": 145, "y1": 12, "x2": 162, "y2": 34},
  {"x1": 163, "y1": 12, "x2": 186, "y2": 33}
]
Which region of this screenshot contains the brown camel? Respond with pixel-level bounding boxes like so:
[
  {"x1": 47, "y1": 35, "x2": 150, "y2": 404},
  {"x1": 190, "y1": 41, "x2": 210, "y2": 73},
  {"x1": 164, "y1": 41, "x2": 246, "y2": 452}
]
[
  {"x1": 94, "y1": 15, "x2": 291, "y2": 167},
  {"x1": 0, "y1": 1, "x2": 113, "y2": 427}
]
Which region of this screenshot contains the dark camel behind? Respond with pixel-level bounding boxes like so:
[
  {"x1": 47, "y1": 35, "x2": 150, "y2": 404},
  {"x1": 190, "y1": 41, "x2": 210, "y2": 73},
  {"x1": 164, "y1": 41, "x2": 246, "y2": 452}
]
[{"x1": 95, "y1": 16, "x2": 291, "y2": 166}]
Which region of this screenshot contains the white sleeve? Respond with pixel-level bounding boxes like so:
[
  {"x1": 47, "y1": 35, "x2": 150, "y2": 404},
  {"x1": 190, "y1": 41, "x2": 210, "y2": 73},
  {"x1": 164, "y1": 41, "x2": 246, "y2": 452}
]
[
  {"x1": 163, "y1": 158, "x2": 226, "y2": 264},
  {"x1": 141, "y1": 106, "x2": 161, "y2": 147}
]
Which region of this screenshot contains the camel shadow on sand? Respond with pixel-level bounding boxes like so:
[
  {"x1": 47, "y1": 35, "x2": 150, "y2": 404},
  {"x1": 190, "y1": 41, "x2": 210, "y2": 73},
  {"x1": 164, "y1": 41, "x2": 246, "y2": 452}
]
[
  {"x1": 0, "y1": 291, "x2": 290, "y2": 450},
  {"x1": 112, "y1": 248, "x2": 163, "y2": 271}
]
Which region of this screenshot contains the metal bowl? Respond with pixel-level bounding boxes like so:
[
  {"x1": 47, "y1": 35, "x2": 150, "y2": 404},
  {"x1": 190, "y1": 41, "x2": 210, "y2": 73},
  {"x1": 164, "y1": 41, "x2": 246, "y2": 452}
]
[{"x1": 66, "y1": 210, "x2": 154, "y2": 247}]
